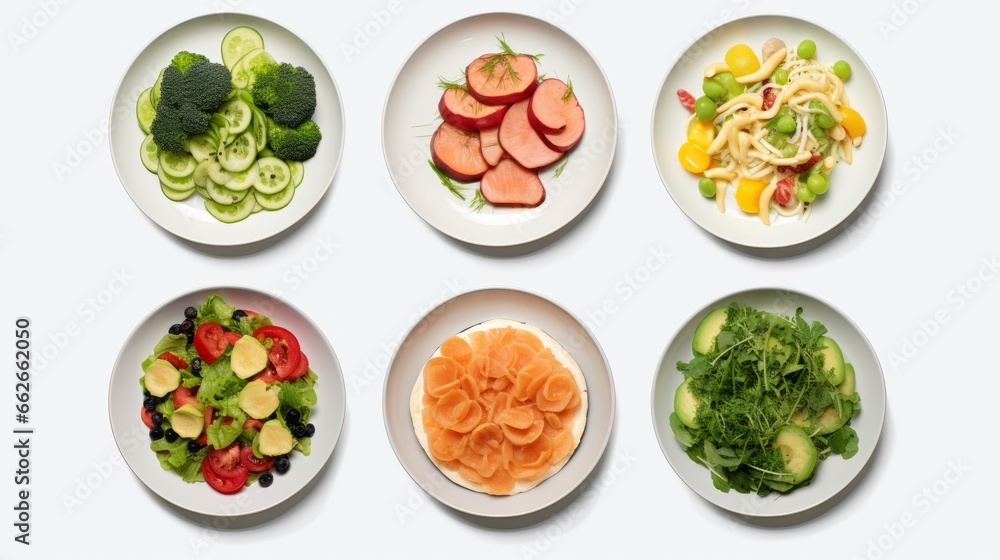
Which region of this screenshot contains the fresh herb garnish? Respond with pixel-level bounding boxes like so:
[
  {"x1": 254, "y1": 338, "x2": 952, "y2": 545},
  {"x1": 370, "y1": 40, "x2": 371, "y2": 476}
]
[
  {"x1": 427, "y1": 160, "x2": 488, "y2": 212},
  {"x1": 553, "y1": 159, "x2": 569, "y2": 178},
  {"x1": 479, "y1": 34, "x2": 543, "y2": 82},
  {"x1": 561, "y1": 77, "x2": 575, "y2": 103}
]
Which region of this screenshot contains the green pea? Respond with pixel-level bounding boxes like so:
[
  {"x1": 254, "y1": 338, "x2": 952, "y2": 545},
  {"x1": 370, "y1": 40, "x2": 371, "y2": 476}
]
[
  {"x1": 698, "y1": 177, "x2": 717, "y2": 198},
  {"x1": 713, "y1": 71, "x2": 744, "y2": 100},
  {"x1": 815, "y1": 112, "x2": 835, "y2": 129},
  {"x1": 776, "y1": 115, "x2": 796, "y2": 134},
  {"x1": 702, "y1": 78, "x2": 726, "y2": 100},
  {"x1": 797, "y1": 39, "x2": 816, "y2": 59},
  {"x1": 772, "y1": 67, "x2": 789, "y2": 85},
  {"x1": 796, "y1": 184, "x2": 816, "y2": 203},
  {"x1": 781, "y1": 144, "x2": 799, "y2": 158},
  {"x1": 806, "y1": 172, "x2": 829, "y2": 195},
  {"x1": 833, "y1": 60, "x2": 852, "y2": 80},
  {"x1": 695, "y1": 96, "x2": 718, "y2": 122}
]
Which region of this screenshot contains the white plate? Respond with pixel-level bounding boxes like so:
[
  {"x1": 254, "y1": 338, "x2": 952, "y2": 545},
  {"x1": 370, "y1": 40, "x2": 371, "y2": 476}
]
[
  {"x1": 651, "y1": 287, "x2": 886, "y2": 517},
  {"x1": 651, "y1": 15, "x2": 887, "y2": 249},
  {"x1": 109, "y1": 13, "x2": 345, "y2": 246},
  {"x1": 382, "y1": 13, "x2": 617, "y2": 247},
  {"x1": 383, "y1": 287, "x2": 616, "y2": 517},
  {"x1": 108, "y1": 286, "x2": 346, "y2": 517}
]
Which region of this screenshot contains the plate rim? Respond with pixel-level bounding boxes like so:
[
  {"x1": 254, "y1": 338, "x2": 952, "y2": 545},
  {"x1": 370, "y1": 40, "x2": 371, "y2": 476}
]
[
  {"x1": 649, "y1": 12, "x2": 889, "y2": 249},
  {"x1": 107, "y1": 284, "x2": 346, "y2": 517},
  {"x1": 381, "y1": 285, "x2": 617, "y2": 517},
  {"x1": 649, "y1": 285, "x2": 886, "y2": 517},
  {"x1": 108, "y1": 10, "x2": 346, "y2": 247},
  {"x1": 380, "y1": 11, "x2": 618, "y2": 248}
]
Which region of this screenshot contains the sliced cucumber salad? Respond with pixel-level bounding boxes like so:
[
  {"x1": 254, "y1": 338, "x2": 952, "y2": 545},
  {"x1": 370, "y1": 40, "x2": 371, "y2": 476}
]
[{"x1": 135, "y1": 26, "x2": 308, "y2": 224}]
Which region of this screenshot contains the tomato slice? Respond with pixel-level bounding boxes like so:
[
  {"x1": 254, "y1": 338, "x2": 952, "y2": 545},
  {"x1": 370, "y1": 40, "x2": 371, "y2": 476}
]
[
  {"x1": 223, "y1": 331, "x2": 242, "y2": 345},
  {"x1": 196, "y1": 405, "x2": 215, "y2": 445},
  {"x1": 285, "y1": 351, "x2": 309, "y2": 381},
  {"x1": 252, "y1": 363, "x2": 282, "y2": 384},
  {"x1": 243, "y1": 418, "x2": 263, "y2": 430},
  {"x1": 253, "y1": 326, "x2": 302, "y2": 379},
  {"x1": 202, "y1": 456, "x2": 247, "y2": 494},
  {"x1": 208, "y1": 444, "x2": 248, "y2": 479},
  {"x1": 240, "y1": 445, "x2": 275, "y2": 473},
  {"x1": 141, "y1": 407, "x2": 156, "y2": 429},
  {"x1": 172, "y1": 385, "x2": 200, "y2": 410},
  {"x1": 157, "y1": 352, "x2": 189, "y2": 370},
  {"x1": 194, "y1": 322, "x2": 228, "y2": 364}
]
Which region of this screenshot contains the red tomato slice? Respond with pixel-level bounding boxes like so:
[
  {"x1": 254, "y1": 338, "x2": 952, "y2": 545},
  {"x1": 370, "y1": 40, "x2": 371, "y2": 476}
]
[
  {"x1": 253, "y1": 326, "x2": 302, "y2": 379},
  {"x1": 208, "y1": 444, "x2": 248, "y2": 480},
  {"x1": 194, "y1": 322, "x2": 227, "y2": 364},
  {"x1": 240, "y1": 445, "x2": 275, "y2": 473},
  {"x1": 285, "y1": 351, "x2": 309, "y2": 381},
  {"x1": 157, "y1": 352, "x2": 189, "y2": 370},
  {"x1": 223, "y1": 331, "x2": 242, "y2": 345},
  {"x1": 243, "y1": 418, "x2": 263, "y2": 430},
  {"x1": 172, "y1": 385, "x2": 200, "y2": 410},
  {"x1": 141, "y1": 407, "x2": 156, "y2": 429},
  {"x1": 202, "y1": 456, "x2": 247, "y2": 494},
  {"x1": 196, "y1": 405, "x2": 215, "y2": 445},
  {"x1": 252, "y1": 363, "x2": 282, "y2": 384}
]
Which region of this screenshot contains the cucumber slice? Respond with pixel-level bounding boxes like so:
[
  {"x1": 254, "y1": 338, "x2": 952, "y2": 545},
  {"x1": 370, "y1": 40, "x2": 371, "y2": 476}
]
[
  {"x1": 254, "y1": 156, "x2": 291, "y2": 194},
  {"x1": 158, "y1": 165, "x2": 195, "y2": 191},
  {"x1": 136, "y1": 87, "x2": 155, "y2": 134},
  {"x1": 225, "y1": 162, "x2": 257, "y2": 192},
  {"x1": 288, "y1": 160, "x2": 304, "y2": 188},
  {"x1": 157, "y1": 151, "x2": 197, "y2": 180},
  {"x1": 254, "y1": 183, "x2": 295, "y2": 211},
  {"x1": 251, "y1": 106, "x2": 268, "y2": 151},
  {"x1": 139, "y1": 134, "x2": 159, "y2": 173},
  {"x1": 241, "y1": 49, "x2": 275, "y2": 88},
  {"x1": 207, "y1": 161, "x2": 233, "y2": 185},
  {"x1": 251, "y1": 200, "x2": 264, "y2": 213},
  {"x1": 218, "y1": 131, "x2": 257, "y2": 172},
  {"x1": 258, "y1": 146, "x2": 275, "y2": 158},
  {"x1": 193, "y1": 160, "x2": 212, "y2": 188},
  {"x1": 218, "y1": 98, "x2": 252, "y2": 135},
  {"x1": 188, "y1": 133, "x2": 219, "y2": 163},
  {"x1": 205, "y1": 178, "x2": 250, "y2": 205},
  {"x1": 195, "y1": 185, "x2": 211, "y2": 201},
  {"x1": 209, "y1": 114, "x2": 230, "y2": 146},
  {"x1": 221, "y1": 26, "x2": 265, "y2": 70},
  {"x1": 205, "y1": 192, "x2": 255, "y2": 223},
  {"x1": 160, "y1": 182, "x2": 195, "y2": 201},
  {"x1": 150, "y1": 68, "x2": 165, "y2": 109}
]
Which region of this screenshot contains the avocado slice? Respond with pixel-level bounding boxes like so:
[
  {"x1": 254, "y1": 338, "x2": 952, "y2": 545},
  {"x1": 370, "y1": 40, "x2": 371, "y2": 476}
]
[
  {"x1": 239, "y1": 379, "x2": 280, "y2": 419},
  {"x1": 144, "y1": 359, "x2": 181, "y2": 397},
  {"x1": 814, "y1": 336, "x2": 846, "y2": 386},
  {"x1": 772, "y1": 425, "x2": 818, "y2": 485},
  {"x1": 231, "y1": 335, "x2": 268, "y2": 379},
  {"x1": 171, "y1": 403, "x2": 204, "y2": 439},
  {"x1": 692, "y1": 306, "x2": 728, "y2": 355},
  {"x1": 839, "y1": 363, "x2": 856, "y2": 395},
  {"x1": 673, "y1": 379, "x2": 701, "y2": 429},
  {"x1": 258, "y1": 419, "x2": 294, "y2": 456}
]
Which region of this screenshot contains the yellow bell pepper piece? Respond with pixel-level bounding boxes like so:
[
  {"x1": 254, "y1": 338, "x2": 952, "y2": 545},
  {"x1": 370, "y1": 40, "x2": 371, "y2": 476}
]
[
  {"x1": 724, "y1": 44, "x2": 761, "y2": 78},
  {"x1": 678, "y1": 142, "x2": 712, "y2": 174},
  {"x1": 735, "y1": 178, "x2": 767, "y2": 214},
  {"x1": 686, "y1": 119, "x2": 716, "y2": 150},
  {"x1": 838, "y1": 106, "x2": 866, "y2": 139}
]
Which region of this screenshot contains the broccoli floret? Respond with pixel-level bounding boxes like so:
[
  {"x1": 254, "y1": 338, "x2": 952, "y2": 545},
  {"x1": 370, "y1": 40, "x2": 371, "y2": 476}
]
[
  {"x1": 251, "y1": 62, "x2": 317, "y2": 128},
  {"x1": 150, "y1": 61, "x2": 232, "y2": 152},
  {"x1": 170, "y1": 51, "x2": 208, "y2": 74},
  {"x1": 267, "y1": 119, "x2": 321, "y2": 161}
]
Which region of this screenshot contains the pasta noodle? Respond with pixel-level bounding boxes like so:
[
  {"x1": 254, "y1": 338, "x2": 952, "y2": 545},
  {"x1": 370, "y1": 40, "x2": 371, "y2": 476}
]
[{"x1": 678, "y1": 37, "x2": 868, "y2": 225}]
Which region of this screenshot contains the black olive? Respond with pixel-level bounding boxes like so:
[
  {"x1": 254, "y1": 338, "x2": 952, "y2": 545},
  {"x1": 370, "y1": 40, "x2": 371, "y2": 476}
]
[
  {"x1": 149, "y1": 427, "x2": 164, "y2": 440},
  {"x1": 143, "y1": 396, "x2": 157, "y2": 411},
  {"x1": 180, "y1": 319, "x2": 194, "y2": 333},
  {"x1": 259, "y1": 473, "x2": 274, "y2": 487},
  {"x1": 151, "y1": 412, "x2": 165, "y2": 425},
  {"x1": 168, "y1": 323, "x2": 182, "y2": 335},
  {"x1": 190, "y1": 358, "x2": 203, "y2": 375},
  {"x1": 292, "y1": 424, "x2": 306, "y2": 438},
  {"x1": 285, "y1": 408, "x2": 301, "y2": 424},
  {"x1": 187, "y1": 440, "x2": 203, "y2": 453},
  {"x1": 274, "y1": 456, "x2": 290, "y2": 473},
  {"x1": 232, "y1": 310, "x2": 248, "y2": 321},
  {"x1": 184, "y1": 306, "x2": 198, "y2": 319},
  {"x1": 164, "y1": 428, "x2": 178, "y2": 443},
  {"x1": 304, "y1": 423, "x2": 315, "y2": 438},
  {"x1": 185, "y1": 332, "x2": 194, "y2": 344}
]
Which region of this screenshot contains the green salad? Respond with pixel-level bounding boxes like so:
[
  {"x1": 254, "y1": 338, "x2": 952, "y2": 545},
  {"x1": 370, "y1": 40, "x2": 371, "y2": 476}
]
[
  {"x1": 139, "y1": 295, "x2": 317, "y2": 494},
  {"x1": 670, "y1": 302, "x2": 860, "y2": 494}
]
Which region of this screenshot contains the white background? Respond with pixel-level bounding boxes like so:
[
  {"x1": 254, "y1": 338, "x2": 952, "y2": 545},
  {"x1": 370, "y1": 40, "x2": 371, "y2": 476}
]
[{"x1": 3, "y1": 0, "x2": 995, "y2": 558}]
